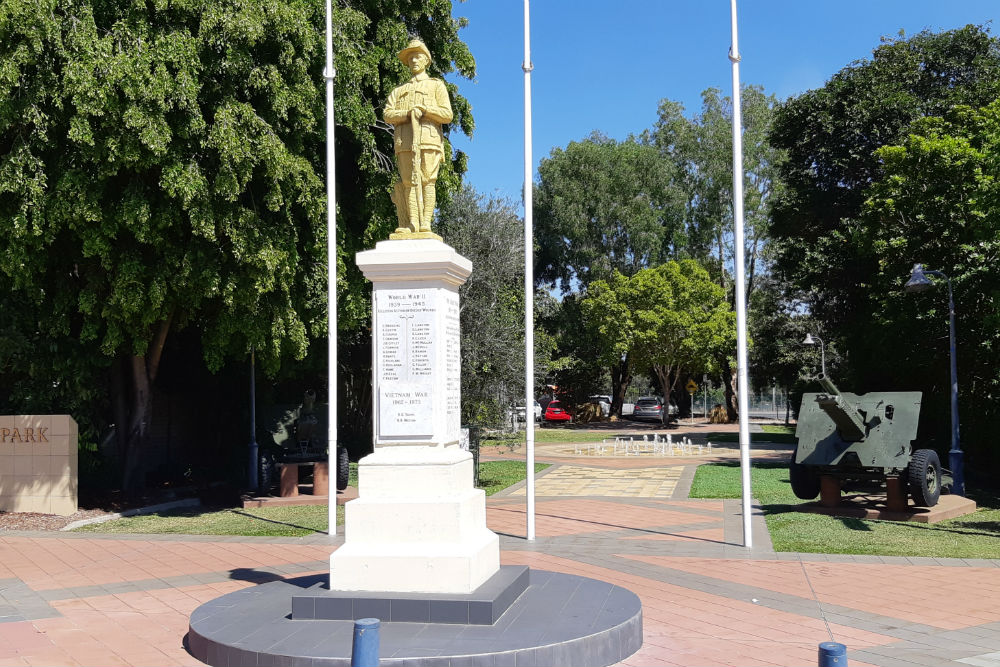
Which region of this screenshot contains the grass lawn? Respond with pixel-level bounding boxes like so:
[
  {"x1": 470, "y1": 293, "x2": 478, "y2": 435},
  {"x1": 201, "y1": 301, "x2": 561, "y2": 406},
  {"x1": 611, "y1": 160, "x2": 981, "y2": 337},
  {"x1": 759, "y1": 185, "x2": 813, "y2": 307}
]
[
  {"x1": 73, "y1": 504, "x2": 343, "y2": 537},
  {"x1": 691, "y1": 461, "x2": 1000, "y2": 558},
  {"x1": 74, "y1": 460, "x2": 542, "y2": 537},
  {"x1": 477, "y1": 461, "x2": 550, "y2": 496}
]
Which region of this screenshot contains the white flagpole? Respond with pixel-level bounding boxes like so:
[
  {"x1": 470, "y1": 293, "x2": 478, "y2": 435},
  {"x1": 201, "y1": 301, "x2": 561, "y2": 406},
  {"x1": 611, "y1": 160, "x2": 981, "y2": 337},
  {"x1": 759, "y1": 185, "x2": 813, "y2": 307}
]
[
  {"x1": 729, "y1": 0, "x2": 753, "y2": 549},
  {"x1": 325, "y1": 0, "x2": 338, "y2": 537},
  {"x1": 523, "y1": 0, "x2": 536, "y2": 541}
]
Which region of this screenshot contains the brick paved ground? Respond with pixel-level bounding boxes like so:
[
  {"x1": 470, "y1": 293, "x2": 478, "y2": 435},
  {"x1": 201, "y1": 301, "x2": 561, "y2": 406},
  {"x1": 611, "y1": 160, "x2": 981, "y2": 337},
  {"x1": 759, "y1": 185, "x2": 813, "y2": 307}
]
[{"x1": 0, "y1": 435, "x2": 997, "y2": 666}]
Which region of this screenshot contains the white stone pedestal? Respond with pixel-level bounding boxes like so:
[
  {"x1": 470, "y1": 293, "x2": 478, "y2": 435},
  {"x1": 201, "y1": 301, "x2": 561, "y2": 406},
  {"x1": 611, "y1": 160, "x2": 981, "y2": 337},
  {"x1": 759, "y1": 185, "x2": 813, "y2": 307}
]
[{"x1": 330, "y1": 239, "x2": 500, "y2": 594}]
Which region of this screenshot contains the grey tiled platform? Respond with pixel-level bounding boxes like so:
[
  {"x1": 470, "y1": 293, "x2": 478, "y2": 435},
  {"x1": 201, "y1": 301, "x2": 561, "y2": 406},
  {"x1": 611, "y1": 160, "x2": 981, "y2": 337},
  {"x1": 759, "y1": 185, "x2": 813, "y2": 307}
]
[
  {"x1": 291, "y1": 565, "x2": 529, "y2": 625},
  {"x1": 187, "y1": 570, "x2": 642, "y2": 666}
]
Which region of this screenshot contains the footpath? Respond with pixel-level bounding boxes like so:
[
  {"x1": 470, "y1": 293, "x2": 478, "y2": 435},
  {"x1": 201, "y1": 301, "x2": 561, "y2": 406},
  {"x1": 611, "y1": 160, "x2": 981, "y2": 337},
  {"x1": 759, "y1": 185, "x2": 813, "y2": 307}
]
[{"x1": 0, "y1": 425, "x2": 998, "y2": 666}]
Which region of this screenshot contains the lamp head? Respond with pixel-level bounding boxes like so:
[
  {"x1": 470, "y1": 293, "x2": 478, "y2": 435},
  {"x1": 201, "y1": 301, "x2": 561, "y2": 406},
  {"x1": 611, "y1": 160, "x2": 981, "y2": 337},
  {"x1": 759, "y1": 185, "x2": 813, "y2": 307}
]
[
  {"x1": 802, "y1": 333, "x2": 816, "y2": 346},
  {"x1": 905, "y1": 263, "x2": 935, "y2": 293}
]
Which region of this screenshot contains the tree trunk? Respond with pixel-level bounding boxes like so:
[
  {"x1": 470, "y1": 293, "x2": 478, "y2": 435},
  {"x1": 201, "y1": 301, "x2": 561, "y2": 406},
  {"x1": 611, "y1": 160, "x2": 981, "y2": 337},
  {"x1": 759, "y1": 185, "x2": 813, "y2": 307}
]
[
  {"x1": 111, "y1": 355, "x2": 129, "y2": 463},
  {"x1": 784, "y1": 389, "x2": 791, "y2": 425},
  {"x1": 653, "y1": 365, "x2": 678, "y2": 426},
  {"x1": 610, "y1": 355, "x2": 632, "y2": 418},
  {"x1": 721, "y1": 358, "x2": 738, "y2": 423},
  {"x1": 118, "y1": 315, "x2": 173, "y2": 495},
  {"x1": 121, "y1": 354, "x2": 151, "y2": 494}
]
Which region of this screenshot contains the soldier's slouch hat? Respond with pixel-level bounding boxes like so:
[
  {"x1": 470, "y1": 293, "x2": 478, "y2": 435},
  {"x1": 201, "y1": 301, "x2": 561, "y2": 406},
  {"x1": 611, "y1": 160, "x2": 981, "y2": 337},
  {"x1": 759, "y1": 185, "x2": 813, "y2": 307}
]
[{"x1": 398, "y1": 39, "x2": 432, "y2": 65}]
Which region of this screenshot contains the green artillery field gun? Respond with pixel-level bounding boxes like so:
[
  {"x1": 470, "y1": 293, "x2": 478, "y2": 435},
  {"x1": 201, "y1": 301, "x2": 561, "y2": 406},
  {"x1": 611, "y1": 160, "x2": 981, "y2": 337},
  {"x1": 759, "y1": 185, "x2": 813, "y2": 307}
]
[{"x1": 790, "y1": 376, "x2": 942, "y2": 508}]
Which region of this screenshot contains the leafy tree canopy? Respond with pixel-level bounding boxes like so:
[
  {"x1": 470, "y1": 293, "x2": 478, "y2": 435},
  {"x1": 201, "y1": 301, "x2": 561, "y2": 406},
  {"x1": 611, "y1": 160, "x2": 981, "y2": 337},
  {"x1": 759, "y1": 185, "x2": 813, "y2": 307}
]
[
  {"x1": 646, "y1": 85, "x2": 785, "y2": 293},
  {"x1": 859, "y1": 101, "x2": 1000, "y2": 469},
  {"x1": 0, "y1": 0, "x2": 475, "y2": 372},
  {"x1": 533, "y1": 133, "x2": 685, "y2": 292},
  {"x1": 436, "y1": 186, "x2": 526, "y2": 426},
  {"x1": 769, "y1": 24, "x2": 1000, "y2": 328},
  {"x1": 581, "y1": 260, "x2": 735, "y2": 419},
  {"x1": 0, "y1": 0, "x2": 476, "y2": 488}
]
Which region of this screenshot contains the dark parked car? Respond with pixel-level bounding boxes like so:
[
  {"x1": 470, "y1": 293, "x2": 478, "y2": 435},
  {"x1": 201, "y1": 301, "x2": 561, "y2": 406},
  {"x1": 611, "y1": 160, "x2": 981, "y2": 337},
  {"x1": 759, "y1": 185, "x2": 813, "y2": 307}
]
[
  {"x1": 631, "y1": 397, "x2": 663, "y2": 421},
  {"x1": 543, "y1": 400, "x2": 572, "y2": 422}
]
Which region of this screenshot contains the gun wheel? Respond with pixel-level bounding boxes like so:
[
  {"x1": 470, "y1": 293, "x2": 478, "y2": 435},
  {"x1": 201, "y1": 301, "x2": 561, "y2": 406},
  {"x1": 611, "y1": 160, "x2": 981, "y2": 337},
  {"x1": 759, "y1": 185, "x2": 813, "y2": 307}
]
[
  {"x1": 336, "y1": 446, "x2": 350, "y2": 491},
  {"x1": 908, "y1": 449, "x2": 941, "y2": 507},
  {"x1": 789, "y1": 447, "x2": 821, "y2": 500}
]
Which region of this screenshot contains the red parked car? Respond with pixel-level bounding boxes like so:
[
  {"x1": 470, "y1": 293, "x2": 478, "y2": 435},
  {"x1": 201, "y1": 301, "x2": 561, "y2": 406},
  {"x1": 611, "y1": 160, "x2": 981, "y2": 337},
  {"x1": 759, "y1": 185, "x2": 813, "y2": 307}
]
[{"x1": 543, "y1": 400, "x2": 572, "y2": 422}]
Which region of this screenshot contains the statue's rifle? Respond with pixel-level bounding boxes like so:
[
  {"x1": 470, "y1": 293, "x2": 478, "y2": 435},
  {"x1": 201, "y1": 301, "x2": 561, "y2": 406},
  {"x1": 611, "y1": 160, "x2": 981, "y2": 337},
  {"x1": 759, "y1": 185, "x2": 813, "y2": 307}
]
[{"x1": 410, "y1": 90, "x2": 424, "y2": 228}]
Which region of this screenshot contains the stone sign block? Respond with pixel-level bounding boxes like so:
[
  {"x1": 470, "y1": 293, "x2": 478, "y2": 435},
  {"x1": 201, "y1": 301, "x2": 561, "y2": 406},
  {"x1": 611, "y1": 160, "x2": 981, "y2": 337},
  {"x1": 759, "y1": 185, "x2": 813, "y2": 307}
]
[{"x1": 0, "y1": 415, "x2": 78, "y2": 515}]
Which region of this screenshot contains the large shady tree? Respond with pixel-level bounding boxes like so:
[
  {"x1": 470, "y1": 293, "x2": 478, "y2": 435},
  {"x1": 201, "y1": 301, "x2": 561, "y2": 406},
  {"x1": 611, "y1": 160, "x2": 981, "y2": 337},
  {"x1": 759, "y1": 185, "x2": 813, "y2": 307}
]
[
  {"x1": 646, "y1": 85, "x2": 786, "y2": 421},
  {"x1": 769, "y1": 25, "x2": 1000, "y2": 335},
  {"x1": 533, "y1": 132, "x2": 686, "y2": 292},
  {"x1": 767, "y1": 24, "x2": 1000, "y2": 473},
  {"x1": 859, "y1": 101, "x2": 1000, "y2": 472},
  {"x1": 0, "y1": 0, "x2": 475, "y2": 490}
]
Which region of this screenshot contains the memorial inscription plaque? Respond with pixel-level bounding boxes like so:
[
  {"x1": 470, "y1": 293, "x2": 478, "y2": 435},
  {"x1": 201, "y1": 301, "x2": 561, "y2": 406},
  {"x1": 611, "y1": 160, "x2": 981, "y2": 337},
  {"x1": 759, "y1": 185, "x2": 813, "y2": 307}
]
[{"x1": 376, "y1": 288, "x2": 448, "y2": 438}]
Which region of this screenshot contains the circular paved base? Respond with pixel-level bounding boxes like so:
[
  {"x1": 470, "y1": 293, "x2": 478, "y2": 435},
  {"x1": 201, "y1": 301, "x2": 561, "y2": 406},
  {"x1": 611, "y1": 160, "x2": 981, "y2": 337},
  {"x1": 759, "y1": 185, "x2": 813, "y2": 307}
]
[{"x1": 188, "y1": 570, "x2": 642, "y2": 666}]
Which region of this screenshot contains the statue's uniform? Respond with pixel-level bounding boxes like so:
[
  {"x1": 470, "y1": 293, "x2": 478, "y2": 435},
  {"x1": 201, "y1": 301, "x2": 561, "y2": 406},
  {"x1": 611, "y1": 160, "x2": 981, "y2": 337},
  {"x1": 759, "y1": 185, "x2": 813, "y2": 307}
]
[{"x1": 383, "y1": 76, "x2": 453, "y2": 231}]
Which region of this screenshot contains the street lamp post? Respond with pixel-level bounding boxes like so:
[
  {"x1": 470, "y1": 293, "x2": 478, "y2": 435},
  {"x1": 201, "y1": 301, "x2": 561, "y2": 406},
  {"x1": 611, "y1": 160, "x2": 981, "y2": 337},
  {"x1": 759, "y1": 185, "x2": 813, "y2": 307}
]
[
  {"x1": 802, "y1": 333, "x2": 826, "y2": 377},
  {"x1": 248, "y1": 348, "x2": 258, "y2": 492},
  {"x1": 904, "y1": 263, "x2": 964, "y2": 497}
]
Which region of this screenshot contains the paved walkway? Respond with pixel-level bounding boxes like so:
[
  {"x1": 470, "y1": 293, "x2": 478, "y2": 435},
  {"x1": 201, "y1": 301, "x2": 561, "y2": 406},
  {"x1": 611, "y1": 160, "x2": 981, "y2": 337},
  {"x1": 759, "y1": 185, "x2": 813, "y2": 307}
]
[{"x1": 0, "y1": 437, "x2": 998, "y2": 666}]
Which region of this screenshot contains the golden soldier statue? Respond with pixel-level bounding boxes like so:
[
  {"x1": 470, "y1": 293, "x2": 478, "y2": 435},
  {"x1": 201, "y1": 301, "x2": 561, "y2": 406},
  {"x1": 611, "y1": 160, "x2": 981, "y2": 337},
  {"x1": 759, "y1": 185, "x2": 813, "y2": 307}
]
[{"x1": 384, "y1": 39, "x2": 453, "y2": 239}]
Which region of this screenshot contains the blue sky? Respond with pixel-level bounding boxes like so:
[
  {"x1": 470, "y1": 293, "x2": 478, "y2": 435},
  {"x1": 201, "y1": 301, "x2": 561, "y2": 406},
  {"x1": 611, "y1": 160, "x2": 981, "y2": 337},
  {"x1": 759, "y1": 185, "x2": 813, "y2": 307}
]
[{"x1": 445, "y1": 0, "x2": 997, "y2": 205}]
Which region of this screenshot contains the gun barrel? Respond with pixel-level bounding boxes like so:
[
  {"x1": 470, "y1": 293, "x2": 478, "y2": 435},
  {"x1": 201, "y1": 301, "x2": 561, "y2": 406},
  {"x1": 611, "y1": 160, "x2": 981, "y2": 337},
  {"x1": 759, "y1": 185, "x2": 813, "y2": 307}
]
[
  {"x1": 818, "y1": 374, "x2": 839, "y2": 395},
  {"x1": 815, "y1": 375, "x2": 867, "y2": 441}
]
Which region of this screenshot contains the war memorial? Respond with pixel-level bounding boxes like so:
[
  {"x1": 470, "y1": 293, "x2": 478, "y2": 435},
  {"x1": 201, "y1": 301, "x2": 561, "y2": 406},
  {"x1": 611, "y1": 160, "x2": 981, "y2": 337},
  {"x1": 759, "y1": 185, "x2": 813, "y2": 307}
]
[{"x1": 186, "y1": 40, "x2": 643, "y2": 667}]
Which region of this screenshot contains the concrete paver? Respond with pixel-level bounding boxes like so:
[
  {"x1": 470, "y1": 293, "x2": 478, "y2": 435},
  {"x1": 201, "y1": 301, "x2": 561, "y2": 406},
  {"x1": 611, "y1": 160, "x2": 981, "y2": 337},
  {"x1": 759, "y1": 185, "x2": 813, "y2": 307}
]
[
  {"x1": 0, "y1": 436, "x2": 994, "y2": 666},
  {"x1": 506, "y1": 465, "x2": 682, "y2": 498}
]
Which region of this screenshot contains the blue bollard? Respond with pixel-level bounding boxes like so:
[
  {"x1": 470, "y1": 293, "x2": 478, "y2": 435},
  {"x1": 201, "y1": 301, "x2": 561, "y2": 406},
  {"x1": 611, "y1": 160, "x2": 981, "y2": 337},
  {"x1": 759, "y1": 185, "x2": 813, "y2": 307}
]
[
  {"x1": 818, "y1": 642, "x2": 847, "y2": 666},
  {"x1": 351, "y1": 618, "x2": 380, "y2": 667}
]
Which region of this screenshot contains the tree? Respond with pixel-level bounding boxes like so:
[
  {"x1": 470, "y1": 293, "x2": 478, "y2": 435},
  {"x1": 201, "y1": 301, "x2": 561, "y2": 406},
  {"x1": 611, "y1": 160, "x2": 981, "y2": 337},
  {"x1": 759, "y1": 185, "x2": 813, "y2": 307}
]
[
  {"x1": 859, "y1": 101, "x2": 1000, "y2": 473},
  {"x1": 767, "y1": 24, "x2": 1000, "y2": 474},
  {"x1": 647, "y1": 86, "x2": 786, "y2": 420},
  {"x1": 575, "y1": 279, "x2": 633, "y2": 417},
  {"x1": 436, "y1": 186, "x2": 527, "y2": 426},
  {"x1": 647, "y1": 87, "x2": 784, "y2": 296},
  {"x1": 581, "y1": 260, "x2": 736, "y2": 421},
  {"x1": 534, "y1": 133, "x2": 685, "y2": 292},
  {"x1": 534, "y1": 293, "x2": 608, "y2": 412},
  {"x1": 0, "y1": 0, "x2": 476, "y2": 490},
  {"x1": 769, "y1": 25, "x2": 1000, "y2": 335},
  {"x1": 748, "y1": 277, "x2": 827, "y2": 423}
]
